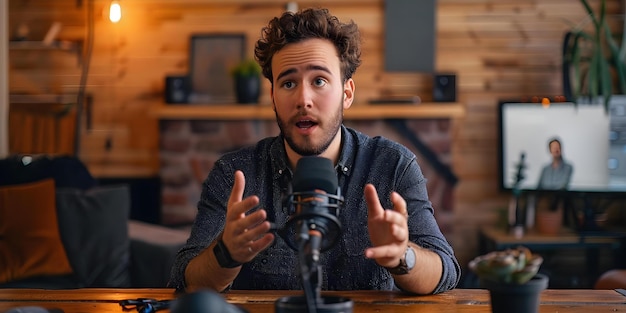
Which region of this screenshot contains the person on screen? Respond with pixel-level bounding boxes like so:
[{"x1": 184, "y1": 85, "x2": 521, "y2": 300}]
[
  {"x1": 537, "y1": 137, "x2": 573, "y2": 190},
  {"x1": 168, "y1": 7, "x2": 460, "y2": 295}
]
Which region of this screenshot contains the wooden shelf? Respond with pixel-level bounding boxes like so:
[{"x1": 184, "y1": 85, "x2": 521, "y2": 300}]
[
  {"x1": 9, "y1": 41, "x2": 82, "y2": 66},
  {"x1": 10, "y1": 94, "x2": 77, "y2": 104},
  {"x1": 89, "y1": 165, "x2": 158, "y2": 178},
  {"x1": 151, "y1": 103, "x2": 464, "y2": 120},
  {"x1": 9, "y1": 40, "x2": 77, "y2": 51}
]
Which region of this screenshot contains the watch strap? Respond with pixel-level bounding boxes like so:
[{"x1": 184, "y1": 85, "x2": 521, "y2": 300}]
[
  {"x1": 213, "y1": 239, "x2": 242, "y2": 268},
  {"x1": 385, "y1": 246, "x2": 415, "y2": 275}
]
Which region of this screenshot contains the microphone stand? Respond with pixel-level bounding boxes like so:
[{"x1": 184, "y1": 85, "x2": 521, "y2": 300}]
[
  {"x1": 275, "y1": 222, "x2": 353, "y2": 313},
  {"x1": 300, "y1": 223, "x2": 321, "y2": 313}
]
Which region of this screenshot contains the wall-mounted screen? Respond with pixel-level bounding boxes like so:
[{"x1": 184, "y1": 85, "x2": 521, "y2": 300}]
[{"x1": 498, "y1": 102, "x2": 626, "y2": 193}]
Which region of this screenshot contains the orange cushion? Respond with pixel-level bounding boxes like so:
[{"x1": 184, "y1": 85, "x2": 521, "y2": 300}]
[
  {"x1": 595, "y1": 269, "x2": 626, "y2": 289},
  {"x1": 0, "y1": 179, "x2": 73, "y2": 283}
]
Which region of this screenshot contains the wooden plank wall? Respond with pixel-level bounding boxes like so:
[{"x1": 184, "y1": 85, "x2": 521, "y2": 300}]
[
  {"x1": 0, "y1": 1, "x2": 7, "y2": 158},
  {"x1": 8, "y1": 0, "x2": 620, "y2": 271}
]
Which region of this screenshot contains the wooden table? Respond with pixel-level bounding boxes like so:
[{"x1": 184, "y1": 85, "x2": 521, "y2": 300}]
[{"x1": 0, "y1": 288, "x2": 625, "y2": 313}]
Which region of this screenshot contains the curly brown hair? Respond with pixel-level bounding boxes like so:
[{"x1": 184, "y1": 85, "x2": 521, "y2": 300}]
[{"x1": 254, "y1": 7, "x2": 361, "y2": 84}]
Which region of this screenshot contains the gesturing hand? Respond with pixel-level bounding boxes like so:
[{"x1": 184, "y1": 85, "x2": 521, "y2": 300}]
[
  {"x1": 363, "y1": 183, "x2": 409, "y2": 268},
  {"x1": 221, "y1": 170, "x2": 275, "y2": 264}
]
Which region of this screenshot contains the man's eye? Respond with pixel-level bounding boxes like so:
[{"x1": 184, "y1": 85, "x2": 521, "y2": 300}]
[
  {"x1": 282, "y1": 81, "x2": 295, "y2": 89},
  {"x1": 313, "y1": 78, "x2": 327, "y2": 87}
]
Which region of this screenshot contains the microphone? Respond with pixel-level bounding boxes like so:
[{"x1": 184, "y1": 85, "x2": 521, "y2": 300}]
[
  {"x1": 280, "y1": 156, "x2": 344, "y2": 254},
  {"x1": 275, "y1": 157, "x2": 353, "y2": 313}
]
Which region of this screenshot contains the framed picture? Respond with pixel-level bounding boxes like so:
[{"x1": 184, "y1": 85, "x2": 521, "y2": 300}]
[{"x1": 188, "y1": 34, "x2": 245, "y2": 104}]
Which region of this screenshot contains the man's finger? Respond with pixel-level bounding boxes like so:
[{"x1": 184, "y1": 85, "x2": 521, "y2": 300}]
[
  {"x1": 365, "y1": 245, "x2": 403, "y2": 264},
  {"x1": 226, "y1": 170, "x2": 248, "y2": 222},
  {"x1": 228, "y1": 171, "x2": 245, "y2": 206},
  {"x1": 365, "y1": 184, "x2": 383, "y2": 219},
  {"x1": 390, "y1": 191, "x2": 408, "y2": 218}
]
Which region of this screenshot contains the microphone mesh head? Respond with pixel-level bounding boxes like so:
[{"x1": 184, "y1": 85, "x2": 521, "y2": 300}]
[{"x1": 292, "y1": 157, "x2": 337, "y2": 194}]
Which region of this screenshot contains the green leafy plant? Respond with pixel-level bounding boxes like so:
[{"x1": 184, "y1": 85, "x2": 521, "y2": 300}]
[
  {"x1": 231, "y1": 58, "x2": 261, "y2": 78},
  {"x1": 469, "y1": 246, "x2": 543, "y2": 285},
  {"x1": 563, "y1": 0, "x2": 626, "y2": 112}
]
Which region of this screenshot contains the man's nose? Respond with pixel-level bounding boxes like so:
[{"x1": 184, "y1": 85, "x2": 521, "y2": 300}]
[{"x1": 295, "y1": 85, "x2": 313, "y2": 109}]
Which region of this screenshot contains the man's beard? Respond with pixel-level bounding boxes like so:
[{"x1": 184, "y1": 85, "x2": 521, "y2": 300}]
[{"x1": 276, "y1": 100, "x2": 343, "y2": 156}]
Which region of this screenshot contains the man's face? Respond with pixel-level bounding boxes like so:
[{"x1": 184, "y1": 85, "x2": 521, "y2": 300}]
[
  {"x1": 549, "y1": 141, "x2": 562, "y2": 159},
  {"x1": 270, "y1": 38, "x2": 353, "y2": 157}
]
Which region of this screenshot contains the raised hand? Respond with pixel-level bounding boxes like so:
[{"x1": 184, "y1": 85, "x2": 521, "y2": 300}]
[
  {"x1": 222, "y1": 170, "x2": 275, "y2": 263},
  {"x1": 363, "y1": 183, "x2": 409, "y2": 268}
]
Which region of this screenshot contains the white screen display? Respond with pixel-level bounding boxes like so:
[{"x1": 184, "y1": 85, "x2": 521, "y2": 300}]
[{"x1": 499, "y1": 102, "x2": 625, "y2": 192}]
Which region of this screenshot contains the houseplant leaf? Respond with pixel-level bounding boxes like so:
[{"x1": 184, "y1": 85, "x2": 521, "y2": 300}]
[{"x1": 564, "y1": 0, "x2": 620, "y2": 113}]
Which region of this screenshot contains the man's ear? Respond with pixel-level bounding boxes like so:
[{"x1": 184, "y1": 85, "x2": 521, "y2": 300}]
[{"x1": 343, "y1": 79, "x2": 355, "y2": 109}]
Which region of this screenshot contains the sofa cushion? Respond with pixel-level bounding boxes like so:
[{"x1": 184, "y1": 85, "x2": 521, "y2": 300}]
[
  {"x1": 0, "y1": 179, "x2": 73, "y2": 283},
  {"x1": 0, "y1": 155, "x2": 97, "y2": 189},
  {"x1": 56, "y1": 185, "x2": 132, "y2": 287},
  {"x1": 128, "y1": 220, "x2": 189, "y2": 287}
]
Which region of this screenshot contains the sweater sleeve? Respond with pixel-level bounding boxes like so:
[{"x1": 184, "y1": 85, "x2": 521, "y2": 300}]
[
  {"x1": 167, "y1": 160, "x2": 234, "y2": 291},
  {"x1": 399, "y1": 158, "x2": 461, "y2": 294}
]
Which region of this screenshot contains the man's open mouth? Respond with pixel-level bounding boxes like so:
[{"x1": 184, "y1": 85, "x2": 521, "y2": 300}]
[{"x1": 296, "y1": 120, "x2": 317, "y2": 129}]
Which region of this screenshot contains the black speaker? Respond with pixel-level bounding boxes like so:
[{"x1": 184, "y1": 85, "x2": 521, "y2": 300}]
[
  {"x1": 433, "y1": 74, "x2": 456, "y2": 102},
  {"x1": 165, "y1": 75, "x2": 189, "y2": 104}
]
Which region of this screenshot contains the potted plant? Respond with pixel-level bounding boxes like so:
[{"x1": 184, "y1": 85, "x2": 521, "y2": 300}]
[
  {"x1": 469, "y1": 246, "x2": 548, "y2": 313},
  {"x1": 563, "y1": 0, "x2": 626, "y2": 111},
  {"x1": 533, "y1": 192, "x2": 566, "y2": 236},
  {"x1": 231, "y1": 58, "x2": 262, "y2": 104}
]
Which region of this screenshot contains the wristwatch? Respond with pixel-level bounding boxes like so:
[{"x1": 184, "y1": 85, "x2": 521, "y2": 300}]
[
  {"x1": 386, "y1": 246, "x2": 416, "y2": 275},
  {"x1": 213, "y1": 239, "x2": 242, "y2": 268}
]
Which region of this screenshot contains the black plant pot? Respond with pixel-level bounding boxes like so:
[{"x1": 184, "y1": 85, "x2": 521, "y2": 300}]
[
  {"x1": 234, "y1": 75, "x2": 261, "y2": 104},
  {"x1": 481, "y1": 274, "x2": 549, "y2": 313}
]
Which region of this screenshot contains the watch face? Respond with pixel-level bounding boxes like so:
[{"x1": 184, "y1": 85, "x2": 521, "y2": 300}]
[
  {"x1": 405, "y1": 247, "x2": 416, "y2": 271},
  {"x1": 386, "y1": 246, "x2": 416, "y2": 275}
]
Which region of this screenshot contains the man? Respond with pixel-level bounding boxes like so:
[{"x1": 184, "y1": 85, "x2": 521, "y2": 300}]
[
  {"x1": 537, "y1": 138, "x2": 573, "y2": 190},
  {"x1": 169, "y1": 7, "x2": 460, "y2": 295}
]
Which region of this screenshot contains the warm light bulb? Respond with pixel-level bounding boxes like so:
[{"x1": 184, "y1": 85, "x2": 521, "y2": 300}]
[{"x1": 109, "y1": 1, "x2": 121, "y2": 23}]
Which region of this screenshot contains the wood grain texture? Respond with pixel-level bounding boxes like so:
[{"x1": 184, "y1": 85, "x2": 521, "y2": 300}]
[{"x1": 0, "y1": 289, "x2": 624, "y2": 313}]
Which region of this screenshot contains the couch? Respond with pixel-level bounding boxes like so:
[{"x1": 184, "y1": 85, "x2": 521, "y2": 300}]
[{"x1": 0, "y1": 155, "x2": 189, "y2": 288}]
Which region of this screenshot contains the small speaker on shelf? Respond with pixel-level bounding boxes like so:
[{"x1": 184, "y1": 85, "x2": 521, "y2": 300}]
[
  {"x1": 165, "y1": 75, "x2": 190, "y2": 104},
  {"x1": 433, "y1": 73, "x2": 456, "y2": 102}
]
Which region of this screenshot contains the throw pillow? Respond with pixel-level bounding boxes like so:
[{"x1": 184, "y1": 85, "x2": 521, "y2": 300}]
[
  {"x1": 55, "y1": 185, "x2": 132, "y2": 287},
  {"x1": 0, "y1": 179, "x2": 73, "y2": 283},
  {"x1": 0, "y1": 155, "x2": 97, "y2": 189}
]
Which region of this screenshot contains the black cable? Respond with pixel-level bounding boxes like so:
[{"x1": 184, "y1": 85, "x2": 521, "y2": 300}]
[{"x1": 73, "y1": 0, "x2": 94, "y2": 156}]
